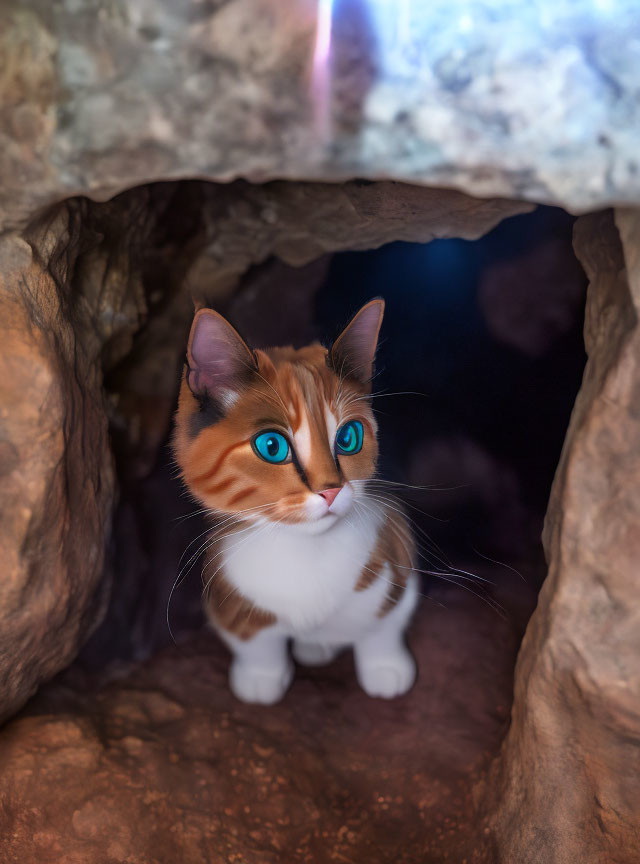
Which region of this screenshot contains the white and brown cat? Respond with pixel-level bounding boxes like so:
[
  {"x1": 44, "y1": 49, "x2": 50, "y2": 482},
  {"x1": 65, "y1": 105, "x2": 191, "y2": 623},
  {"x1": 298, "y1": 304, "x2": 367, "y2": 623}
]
[{"x1": 173, "y1": 299, "x2": 418, "y2": 704}]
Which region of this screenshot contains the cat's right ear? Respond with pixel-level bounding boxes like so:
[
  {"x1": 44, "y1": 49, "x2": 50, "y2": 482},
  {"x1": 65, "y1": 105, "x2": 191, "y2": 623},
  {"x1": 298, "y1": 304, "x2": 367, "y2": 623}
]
[
  {"x1": 329, "y1": 298, "x2": 385, "y2": 387},
  {"x1": 186, "y1": 309, "x2": 256, "y2": 401}
]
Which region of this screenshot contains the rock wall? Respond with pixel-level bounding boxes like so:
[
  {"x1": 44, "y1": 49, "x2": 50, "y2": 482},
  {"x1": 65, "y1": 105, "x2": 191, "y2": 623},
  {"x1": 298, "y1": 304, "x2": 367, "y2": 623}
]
[
  {"x1": 0, "y1": 223, "x2": 113, "y2": 725},
  {"x1": 486, "y1": 210, "x2": 640, "y2": 861}
]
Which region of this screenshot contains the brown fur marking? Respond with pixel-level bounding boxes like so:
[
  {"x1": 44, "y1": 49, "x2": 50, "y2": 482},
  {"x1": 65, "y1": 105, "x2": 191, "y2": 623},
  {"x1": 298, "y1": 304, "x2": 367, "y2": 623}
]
[
  {"x1": 355, "y1": 507, "x2": 414, "y2": 617},
  {"x1": 192, "y1": 439, "x2": 249, "y2": 485},
  {"x1": 227, "y1": 486, "x2": 258, "y2": 507},
  {"x1": 206, "y1": 572, "x2": 276, "y2": 640}
]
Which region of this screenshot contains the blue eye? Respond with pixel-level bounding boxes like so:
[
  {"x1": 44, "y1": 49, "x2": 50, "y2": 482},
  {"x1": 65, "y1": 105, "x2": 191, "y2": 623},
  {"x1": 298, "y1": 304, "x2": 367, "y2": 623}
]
[
  {"x1": 335, "y1": 420, "x2": 364, "y2": 455},
  {"x1": 252, "y1": 430, "x2": 290, "y2": 464}
]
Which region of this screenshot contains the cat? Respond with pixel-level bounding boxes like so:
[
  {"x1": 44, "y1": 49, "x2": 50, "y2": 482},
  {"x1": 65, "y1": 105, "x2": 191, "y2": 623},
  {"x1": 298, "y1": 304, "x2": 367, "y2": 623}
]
[{"x1": 173, "y1": 298, "x2": 418, "y2": 704}]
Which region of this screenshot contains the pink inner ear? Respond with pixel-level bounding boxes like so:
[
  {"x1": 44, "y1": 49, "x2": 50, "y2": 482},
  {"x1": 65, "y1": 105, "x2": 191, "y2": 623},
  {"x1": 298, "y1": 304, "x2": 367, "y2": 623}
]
[
  {"x1": 187, "y1": 310, "x2": 254, "y2": 397},
  {"x1": 332, "y1": 300, "x2": 384, "y2": 384}
]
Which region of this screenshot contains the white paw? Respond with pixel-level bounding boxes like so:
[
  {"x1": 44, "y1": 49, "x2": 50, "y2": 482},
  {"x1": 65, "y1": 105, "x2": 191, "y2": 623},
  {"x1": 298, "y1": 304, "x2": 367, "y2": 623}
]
[
  {"x1": 292, "y1": 641, "x2": 341, "y2": 667},
  {"x1": 229, "y1": 659, "x2": 294, "y2": 705},
  {"x1": 356, "y1": 648, "x2": 416, "y2": 699}
]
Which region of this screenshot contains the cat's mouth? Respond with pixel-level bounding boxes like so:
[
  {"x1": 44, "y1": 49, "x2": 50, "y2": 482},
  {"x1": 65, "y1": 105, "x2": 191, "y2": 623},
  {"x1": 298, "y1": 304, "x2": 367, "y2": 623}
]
[{"x1": 290, "y1": 510, "x2": 342, "y2": 536}]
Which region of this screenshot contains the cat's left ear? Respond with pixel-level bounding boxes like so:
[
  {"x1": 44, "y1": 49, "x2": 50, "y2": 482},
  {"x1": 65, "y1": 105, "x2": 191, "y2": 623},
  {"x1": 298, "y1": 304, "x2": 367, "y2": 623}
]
[
  {"x1": 329, "y1": 298, "x2": 385, "y2": 388},
  {"x1": 186, "y1": 308, "x2": 257, "y2": 401}
]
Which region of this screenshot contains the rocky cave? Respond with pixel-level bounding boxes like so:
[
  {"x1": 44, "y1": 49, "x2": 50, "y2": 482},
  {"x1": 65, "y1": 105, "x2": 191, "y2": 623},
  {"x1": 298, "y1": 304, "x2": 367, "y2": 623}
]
[{"x1": 1, "y1": 2, "x2": 639, "y2": 863}]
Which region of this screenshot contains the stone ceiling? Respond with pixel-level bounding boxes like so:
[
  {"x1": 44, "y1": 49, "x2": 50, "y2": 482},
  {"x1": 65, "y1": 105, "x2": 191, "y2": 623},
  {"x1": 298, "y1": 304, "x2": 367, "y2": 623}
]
[{"x1": 2, "y1": 0, "x2": 640, "y2": 230}]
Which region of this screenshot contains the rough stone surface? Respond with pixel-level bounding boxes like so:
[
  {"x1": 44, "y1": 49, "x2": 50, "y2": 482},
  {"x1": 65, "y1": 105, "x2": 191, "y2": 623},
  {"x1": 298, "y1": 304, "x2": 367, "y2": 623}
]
[
  {"x1": 0, "y1": 228, "x2": 113, "y2": 725},
  {"x1": 1, "y1": 0, "x2": 640, "y2": 230},
  {"x1": 0, "y1": 183, "x2": 217, "y2": 721},
  {"x1": 485, "y1": 210, "x2": 640, "y2": 862},
  {"x1": 0, "y1": 179, "x2": 530, "y2": 715},
  {"x1": 186, "y1": 180, "x2": 533, "y2": 302},
  {"x1": 0, "y1": 586, "x2": 527, "y2": 864}
]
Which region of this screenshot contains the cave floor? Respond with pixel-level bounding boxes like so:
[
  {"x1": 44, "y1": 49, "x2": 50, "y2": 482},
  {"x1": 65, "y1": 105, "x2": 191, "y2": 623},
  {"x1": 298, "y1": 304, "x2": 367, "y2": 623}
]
[{"x1": 0, "y1": 570, "x2": 536, "y2": 864}]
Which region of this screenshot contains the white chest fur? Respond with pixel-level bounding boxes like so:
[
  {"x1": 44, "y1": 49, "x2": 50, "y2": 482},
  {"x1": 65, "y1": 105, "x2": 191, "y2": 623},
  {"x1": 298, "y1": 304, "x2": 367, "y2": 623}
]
[{"x1": 221, "y1": 503, "x2": 384, "y2": 633}]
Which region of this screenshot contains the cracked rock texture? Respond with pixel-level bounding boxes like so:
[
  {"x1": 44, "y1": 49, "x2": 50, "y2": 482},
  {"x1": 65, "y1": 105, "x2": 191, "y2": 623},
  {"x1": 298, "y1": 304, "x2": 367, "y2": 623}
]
[
  {"x1": 0, "y1": 179, "x2": 529, "y2": 720},
  {"x1": 485, "y1": 210, "x2": 640, "y2": 861},
  {"x1": 1, "y1": 0, "x2": 640, "y2": 229}
]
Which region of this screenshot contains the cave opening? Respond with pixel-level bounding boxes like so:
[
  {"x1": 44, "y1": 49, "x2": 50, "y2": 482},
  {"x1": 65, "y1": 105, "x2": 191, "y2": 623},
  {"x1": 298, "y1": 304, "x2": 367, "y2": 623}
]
[
  {"x1": 3, "y1": 179, "x2": 597, "y2": 862},
  {"x1": 77, "y1": 195, "x2": 587, "y2": 674}
]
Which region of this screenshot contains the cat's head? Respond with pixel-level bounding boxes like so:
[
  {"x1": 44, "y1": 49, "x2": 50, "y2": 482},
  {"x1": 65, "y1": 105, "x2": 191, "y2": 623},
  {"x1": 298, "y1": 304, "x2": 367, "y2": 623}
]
[{"x1": 173, "y1": 300, "x2": 384, "y2": 533}]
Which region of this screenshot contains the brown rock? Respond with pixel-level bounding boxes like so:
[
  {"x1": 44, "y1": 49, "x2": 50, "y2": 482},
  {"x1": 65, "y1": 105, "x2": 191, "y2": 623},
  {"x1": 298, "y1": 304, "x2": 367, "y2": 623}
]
[
  {"x1": 485, "y1": 210, "x2": 640, "y2": 861},
  {"x1": 0, "y1": 184, "x2": 207, "y2": 718},
  {"x1": 0, "y1": 228, "x2": 113, "y2": 724}
]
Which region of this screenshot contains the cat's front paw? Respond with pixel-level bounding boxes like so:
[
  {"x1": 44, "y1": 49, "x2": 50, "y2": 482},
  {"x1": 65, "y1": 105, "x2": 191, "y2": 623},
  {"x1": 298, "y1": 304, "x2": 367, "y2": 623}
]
[
  {"x1": 229, "y1": 659, "x2": 294, "y2": 705},
  {"x1": 356, "y1": 648, "x2": 416, "y2": 699}
]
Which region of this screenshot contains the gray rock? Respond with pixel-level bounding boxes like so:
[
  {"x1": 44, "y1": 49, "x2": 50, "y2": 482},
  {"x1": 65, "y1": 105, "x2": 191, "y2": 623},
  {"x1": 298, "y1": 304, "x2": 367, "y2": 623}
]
[{"x1": 1, "y1": 0, "x2": 640, "y2": 230}]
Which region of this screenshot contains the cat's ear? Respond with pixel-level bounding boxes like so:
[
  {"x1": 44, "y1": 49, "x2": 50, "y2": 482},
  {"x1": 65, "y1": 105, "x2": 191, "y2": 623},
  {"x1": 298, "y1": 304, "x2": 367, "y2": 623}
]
[
  {"x1": 186, "y1": 308, "x2": 256, "y2": 400},
  {"x1": 330, "y1": 298, "x2": 385, "y2": 387}
]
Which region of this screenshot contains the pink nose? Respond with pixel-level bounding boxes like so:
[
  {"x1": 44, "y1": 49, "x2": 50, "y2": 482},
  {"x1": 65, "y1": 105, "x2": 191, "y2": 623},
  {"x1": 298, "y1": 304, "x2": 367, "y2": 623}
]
[{"x1": 318, "y1": 487, "x2": 341, "y2": 508}]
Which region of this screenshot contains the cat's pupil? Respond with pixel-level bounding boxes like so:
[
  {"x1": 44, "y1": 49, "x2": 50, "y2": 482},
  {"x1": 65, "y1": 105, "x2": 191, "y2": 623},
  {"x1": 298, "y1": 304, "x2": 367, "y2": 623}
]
[
  {"x1": 266, "y1": 436, "x2": 279, "y2": 456},
  {"x1": 341, "y1": 427, "x2": 353, "y2": 447}
]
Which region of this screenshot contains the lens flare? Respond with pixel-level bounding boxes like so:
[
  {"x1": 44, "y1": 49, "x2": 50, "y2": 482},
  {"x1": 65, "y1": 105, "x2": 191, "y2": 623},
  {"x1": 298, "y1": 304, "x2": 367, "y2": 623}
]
[{"x1": 311, "y1": 0, "x2": 334, "y2": 135}]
